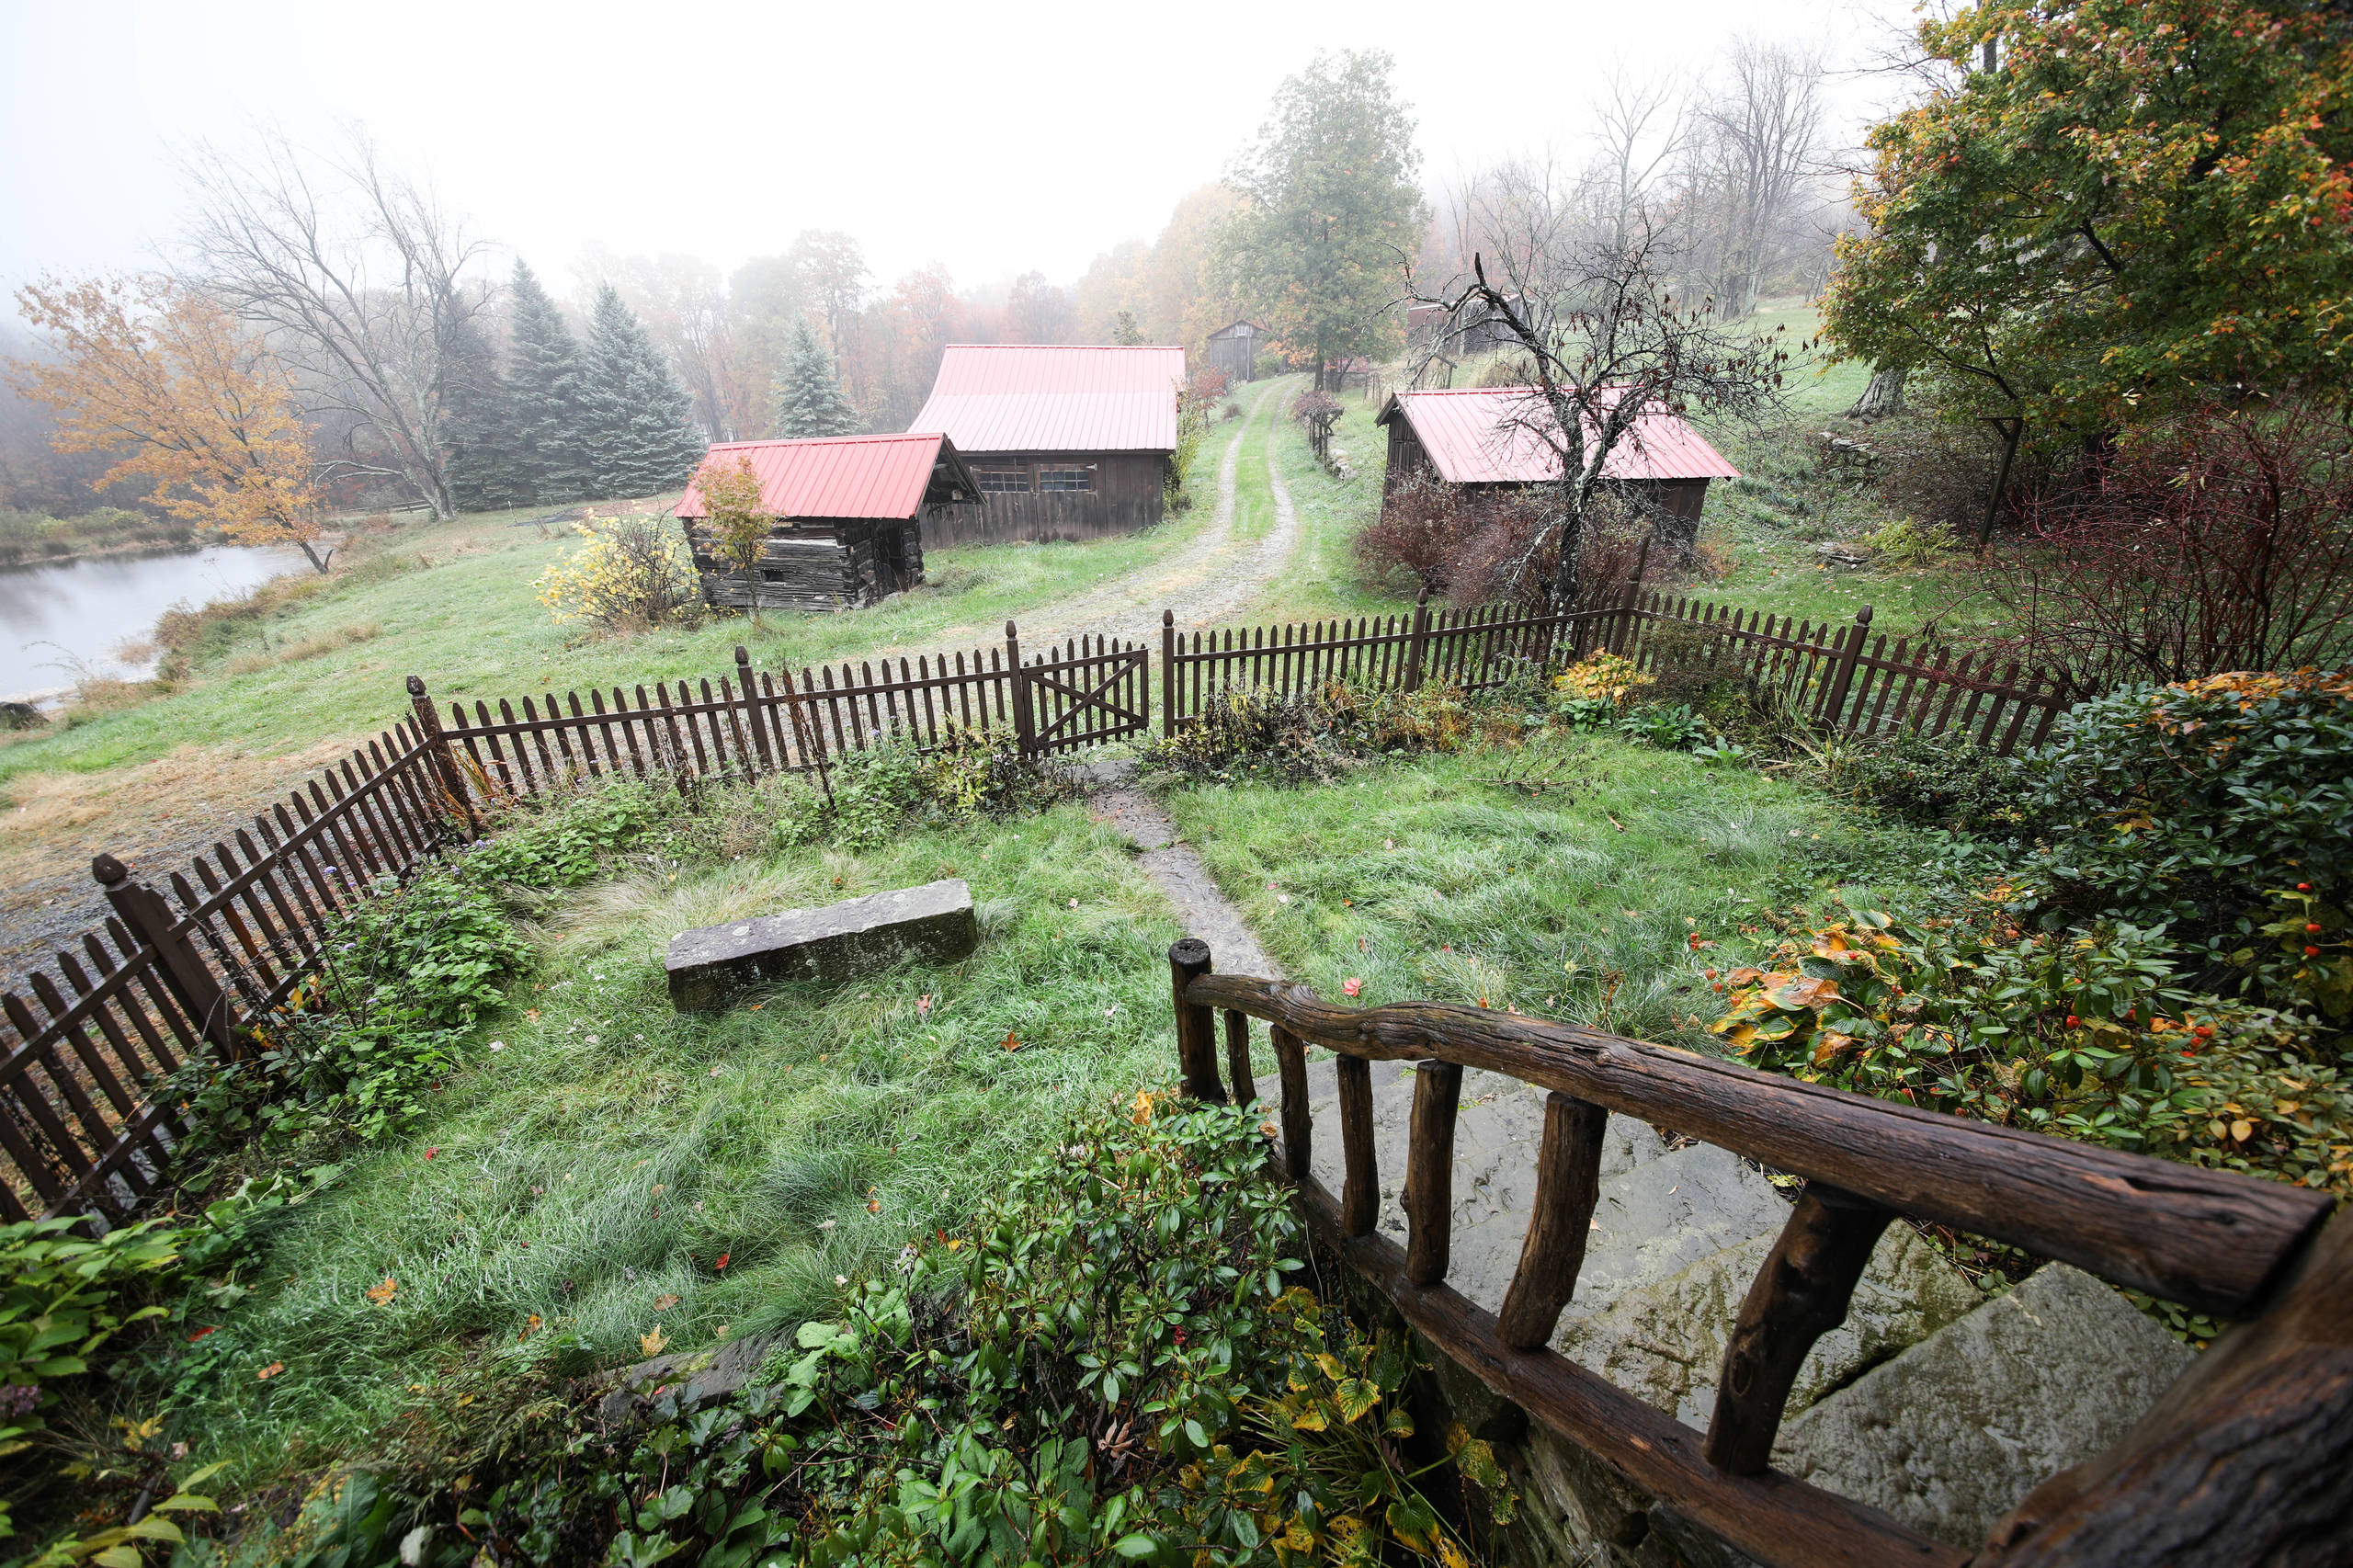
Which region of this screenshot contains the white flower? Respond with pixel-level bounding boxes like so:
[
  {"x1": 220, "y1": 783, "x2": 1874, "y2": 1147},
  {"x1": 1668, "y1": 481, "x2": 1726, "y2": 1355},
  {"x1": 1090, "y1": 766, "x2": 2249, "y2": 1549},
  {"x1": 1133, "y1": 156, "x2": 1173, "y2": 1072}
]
[
  {"x1": 834, "y1": 1274, "x2": 848, "y2": 1287},
  {"x1": 488, "y1": 1041, "x2": 506, "y2": 1051}
]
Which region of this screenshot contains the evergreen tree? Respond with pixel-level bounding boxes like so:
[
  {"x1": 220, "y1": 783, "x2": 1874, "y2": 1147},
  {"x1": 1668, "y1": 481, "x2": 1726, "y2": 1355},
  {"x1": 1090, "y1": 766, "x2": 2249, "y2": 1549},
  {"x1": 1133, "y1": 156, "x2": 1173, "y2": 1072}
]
[
  {"x1": 582, "y1": 283, "x2": 709, "y2": 498},
  {"x1": 504, "y1": 261, "x2": 594, "y2": 505},
  {"x1": 438, "y1": 310, "x2": 522, "y2": 513},
  {"x1": 770, "y1": 318, "x2": 862, "y2": 437}
]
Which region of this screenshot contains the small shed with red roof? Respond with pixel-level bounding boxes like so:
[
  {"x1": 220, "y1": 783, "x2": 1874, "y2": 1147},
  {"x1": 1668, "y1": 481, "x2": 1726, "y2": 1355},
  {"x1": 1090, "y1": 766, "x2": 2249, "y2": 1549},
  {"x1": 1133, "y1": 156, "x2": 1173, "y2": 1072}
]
[
  {"x1": 908, "y1": 344, "x2": 1188, "y2": 544},
  {"x1": 1375, "y1": 386, "x2": 1740, "y2": 548},
  {"x1": 673, "y1": 432, "x2": 980, "y2": 612}
]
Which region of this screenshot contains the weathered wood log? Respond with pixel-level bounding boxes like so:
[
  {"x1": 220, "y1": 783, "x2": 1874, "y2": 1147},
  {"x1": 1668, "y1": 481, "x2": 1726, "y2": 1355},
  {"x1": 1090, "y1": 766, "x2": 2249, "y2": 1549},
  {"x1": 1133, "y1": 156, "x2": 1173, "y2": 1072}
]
[
  {"x1": 1495, "y1": 1091, "x2": 1609, "y2": 1348},
  {"x1": 1336, "y1": 1055, "x2": 1377, "y2": 1237},
  {"x1": 1183, "y1": 975, "x2": 2328, "y2": 1317},
  {"x1": 1273, "y1": 1026, "x2": 1310, "y2": 1181},
  {"x1": 1704, "y1": 1184, "x2": 1895, "y2": 1476},
  {"x1": 1167, "y1": 939, "x2": 1224, "y2": 1103},
  {"x1": 1290, "y1": 1169, "x2": 1964, "y2": 1568},
  {"x1": 1222, "y1": 1007, "x2": 1255, "y2": 1107},
  {"x1": 1404, "y1": 1061, "x2": 1463, "y2": 1286},
  {"x1": 1971, "y1": 1208, "x2": 2353, "y2": 1566}
]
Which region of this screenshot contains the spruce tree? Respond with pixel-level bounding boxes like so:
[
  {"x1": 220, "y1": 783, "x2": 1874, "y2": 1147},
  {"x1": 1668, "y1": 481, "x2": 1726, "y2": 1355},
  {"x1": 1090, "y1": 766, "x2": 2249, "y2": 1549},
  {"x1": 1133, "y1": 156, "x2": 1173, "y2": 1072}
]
[
  {"x1": 770, "y1": 318, "x2": 861, "y2": 437},
  {"x1": 504, "y1": 261, "x2": 595, "y2": 505},
  {"x1": 582, "y1": 283, "x2": 709, "y2": 498},
  {"x1": 438, "y1": 312, "x2": 523, "y2": 513}
]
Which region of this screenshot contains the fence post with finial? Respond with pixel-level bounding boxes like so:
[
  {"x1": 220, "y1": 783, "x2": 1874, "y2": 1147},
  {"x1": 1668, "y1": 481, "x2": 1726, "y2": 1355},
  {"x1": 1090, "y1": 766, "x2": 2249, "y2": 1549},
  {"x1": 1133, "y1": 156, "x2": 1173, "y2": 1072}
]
[
  {"x1": 1161, "y1": 608, "x2": 1176, "y2": 737},
  {"x1": 92, "y1": 854, "x2": 243, "y2": 1057},
  {"x1": 406, "y1": 675, "x2": 482, "y2": 838},
  {"x1": 1822, "y1": 605, "x2": 1875, "y2": 734},
  {"x1": 733, "y1": 646, "x2": 775, "y2": 775},
  {"x1": 1006, "y1": 620, "x2": 1037, "y2": 757},
  {"x1": 1403, "y1": 585, "x2": 1433, "y2": 694}
]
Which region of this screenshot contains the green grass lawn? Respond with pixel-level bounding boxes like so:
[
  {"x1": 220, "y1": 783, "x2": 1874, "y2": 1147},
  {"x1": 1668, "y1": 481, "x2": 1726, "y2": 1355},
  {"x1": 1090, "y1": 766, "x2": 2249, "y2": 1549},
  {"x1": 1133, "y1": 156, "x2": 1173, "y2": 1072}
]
[
  {"x1": 1158, "y1": 735, "x2": 1946, "y2": 1051},
  {"x1": 164, "y1": 787, "x2": 1193, "y2": 1487}
]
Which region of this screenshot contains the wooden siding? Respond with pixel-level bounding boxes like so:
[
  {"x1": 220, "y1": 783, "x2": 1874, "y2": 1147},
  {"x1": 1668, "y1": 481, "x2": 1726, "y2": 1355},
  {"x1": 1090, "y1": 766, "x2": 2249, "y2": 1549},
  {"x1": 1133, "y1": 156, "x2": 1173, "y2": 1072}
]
[
  {"x1": 924, "y1": 452, "x2": 1168, "y2": 545},
  {"x1": 1205, "y1": 332, "x2": 1257, "y2": 384},
  {"x1": 687, "y1": 517, "x2": 924, "y2": 613}
]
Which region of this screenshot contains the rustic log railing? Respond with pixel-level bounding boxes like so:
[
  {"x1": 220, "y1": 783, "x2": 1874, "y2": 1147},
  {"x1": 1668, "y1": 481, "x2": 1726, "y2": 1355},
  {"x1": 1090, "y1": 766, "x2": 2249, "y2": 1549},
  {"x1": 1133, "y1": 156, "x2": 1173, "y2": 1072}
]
[{"x1": 1167, "y1": 941, "x2": 2351, "y2": 1568}]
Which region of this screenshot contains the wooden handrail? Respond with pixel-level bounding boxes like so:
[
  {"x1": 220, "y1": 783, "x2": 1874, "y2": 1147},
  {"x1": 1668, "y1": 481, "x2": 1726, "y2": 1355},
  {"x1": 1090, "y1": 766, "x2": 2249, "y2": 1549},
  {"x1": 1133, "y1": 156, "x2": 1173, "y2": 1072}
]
[
  {"x1": 1184, "y1": 973, "x2": 2327, "y2": 1316},
  {"x1": 1172, "y1": 949, "x2": 2353, "y2": 1568}
]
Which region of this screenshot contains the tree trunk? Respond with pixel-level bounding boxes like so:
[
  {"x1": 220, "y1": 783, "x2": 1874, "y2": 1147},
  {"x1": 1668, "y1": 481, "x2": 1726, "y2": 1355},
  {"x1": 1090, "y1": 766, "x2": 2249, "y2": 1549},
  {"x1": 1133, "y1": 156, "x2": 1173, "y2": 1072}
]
[
  {"x1": 295, "y1": 537, "x2": 335, "y2": 574},
  {"x1": 1847, "y1": 365, "x2": 1907, "y2": 420}
]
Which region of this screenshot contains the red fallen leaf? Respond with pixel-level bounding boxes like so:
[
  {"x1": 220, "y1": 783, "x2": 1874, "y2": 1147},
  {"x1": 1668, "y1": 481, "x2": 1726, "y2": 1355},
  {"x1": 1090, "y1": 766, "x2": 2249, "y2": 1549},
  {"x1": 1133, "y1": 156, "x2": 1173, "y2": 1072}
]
[
  {"x1": 714, "y1": 1252, "x2": 731, "y2": 1271},
  {"x1": 188, "y1": 1326, "x2": 218, "y2": 1342},
  {"x1": 1002, "y1": 1029, "x2": 1021, "y2": 1052},
  {"x1": 424, "y1": 1148, "x2": 439, "y2": 1160}
]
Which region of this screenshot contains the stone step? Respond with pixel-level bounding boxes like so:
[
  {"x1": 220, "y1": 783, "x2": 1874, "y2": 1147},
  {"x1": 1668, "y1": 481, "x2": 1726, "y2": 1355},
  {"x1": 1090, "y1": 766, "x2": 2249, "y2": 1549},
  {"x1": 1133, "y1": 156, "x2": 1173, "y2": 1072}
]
[
  {"x1": 1294, "y1": 1053, "x2": 1791, "y2": 1325},
  {"x1": 1552, "y1": 1221, "x2": 1983, "y2": 1434},
  {"x1": 1769, "y1": 1262, "x2": 2197, "y2": 1548}
]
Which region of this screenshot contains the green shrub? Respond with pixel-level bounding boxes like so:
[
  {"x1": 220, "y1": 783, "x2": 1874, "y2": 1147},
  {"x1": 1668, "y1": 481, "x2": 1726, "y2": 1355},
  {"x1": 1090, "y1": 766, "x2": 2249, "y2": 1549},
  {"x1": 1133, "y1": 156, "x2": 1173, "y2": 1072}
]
[
  {"x1": 774, "y1": 729, "x2": 1076, "y2": 849},
  {"x1": 458, "y1": 783, "x2": 666, "y2": 890},
  {"x1": 414, "y1": 1096, "x2": 1518, "y2": 1568},
  {"x1": 1614, "y1": 702, "x2": 1711, "y2": 752},
  {"x1": 1140, "y1": 682, "x2": 1477, "y2": 789},
  {"x1": 1836, "y1": 729, "x2": 2040, "y2": 836},
  {"x1": 2025, "y1": 670, "x2": 2353, "y2": 945}
]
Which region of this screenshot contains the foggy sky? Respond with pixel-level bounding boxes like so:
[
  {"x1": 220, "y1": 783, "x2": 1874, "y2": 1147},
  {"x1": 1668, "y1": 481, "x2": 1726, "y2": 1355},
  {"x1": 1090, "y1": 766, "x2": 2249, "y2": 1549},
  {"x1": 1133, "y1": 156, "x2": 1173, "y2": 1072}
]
[{"x1": 2, "y1": 0, "x2": 1919, "y2": 301}]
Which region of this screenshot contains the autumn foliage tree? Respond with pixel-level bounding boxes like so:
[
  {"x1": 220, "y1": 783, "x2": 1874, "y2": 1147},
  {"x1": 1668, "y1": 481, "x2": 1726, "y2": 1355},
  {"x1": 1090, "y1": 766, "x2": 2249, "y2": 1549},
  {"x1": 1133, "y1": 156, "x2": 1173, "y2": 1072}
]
[
  {"x1": 691, "y1": 452, "x2": 773, "y2": 628},
  {"x1": 11, "y1": 275, "x2": 331, "y2": 571},
  {"x1": 1824, "y1": 0, "x2": 2353, "y2": 440}
]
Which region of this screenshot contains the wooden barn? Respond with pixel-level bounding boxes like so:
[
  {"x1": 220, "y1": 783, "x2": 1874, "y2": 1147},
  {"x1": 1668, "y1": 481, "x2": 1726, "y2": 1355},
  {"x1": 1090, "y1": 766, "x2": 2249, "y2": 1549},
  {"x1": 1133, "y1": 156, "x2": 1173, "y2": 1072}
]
[
  {"x1": 1204, "y1": 320, "x2": 1266, "y2": 384},
  {"x1": 908, "y1": 344, "x2": 1187, "y2": 545},
  {"x1": 1375, "y1": 387, "x2": 1740, "y2": 546},
  {"x1": 673, "y1": 433, "x2": 979, "y2": 612}
]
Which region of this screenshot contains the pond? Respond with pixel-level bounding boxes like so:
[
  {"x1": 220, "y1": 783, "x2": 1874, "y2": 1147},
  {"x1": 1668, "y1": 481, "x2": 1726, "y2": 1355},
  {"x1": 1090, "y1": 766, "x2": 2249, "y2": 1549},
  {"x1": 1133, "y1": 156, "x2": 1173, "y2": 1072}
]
[{"x1": 0, "y1": 543, "x2": 311, "y2": 700}]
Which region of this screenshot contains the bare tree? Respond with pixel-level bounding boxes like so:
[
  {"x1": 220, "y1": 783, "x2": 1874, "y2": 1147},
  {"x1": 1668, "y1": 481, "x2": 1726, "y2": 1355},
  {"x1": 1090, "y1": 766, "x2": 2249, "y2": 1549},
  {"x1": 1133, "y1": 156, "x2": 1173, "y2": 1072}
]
[
  {"x1": 1680, "y1": 40, "x2": 1830, "y2": 319},
  {"x1": 1413, "y1": 208, "x2": 1791, "y2": 608},
  {"x1": 178, "y1": 131, "x2": 491, "y2": 518}
]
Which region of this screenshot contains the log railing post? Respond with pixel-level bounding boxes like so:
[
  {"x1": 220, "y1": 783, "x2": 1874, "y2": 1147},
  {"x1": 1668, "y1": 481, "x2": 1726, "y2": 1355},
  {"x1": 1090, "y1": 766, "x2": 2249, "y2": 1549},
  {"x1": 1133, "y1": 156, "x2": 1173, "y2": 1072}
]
[
  {"x1": 1273, "y1": 1025, "x2": 1310, "y2": 1180},
  {"x1": 1703, "y1": 1184, "x2": 1895, "y2": 1475},
  {"x1": 1161, "y1": 608, "x2": 1177, "y2": 737},
  {"x1": 406, "y1": 675, "x2": 483, "y2": 838},
  {"x1": 93, "y1": 854, "x2": 243, "y2": 1057},
  {"x1": 1819, "y1": 606, "x2": 1874, "y2": 736},
  {"x1": 1336, "y1": 1055, "x2": 1378, "y2": 1236},
  {"x1": 1006, "y1": 620, "x2": 1038, "y2": 758},
  {"x1": 1168, "y1": 938, "x2": 1225, "y2": 1102},
  {"x1": 1404, "y1": 1061, "x2": 1464, "y2": 1285},
  {"x1": 1223, "y1": 1007, "x2": 1256, "y2": 1107},
  {"x1": 734, "y1": 646, "x2": 776, "y2": 776},
  {"x1": 1402, "y1": 586, "x2": 1433, "y2": 694},
  {"x1": 1495, "y1": 1092, "x2": 1609, "y2": 1347}
]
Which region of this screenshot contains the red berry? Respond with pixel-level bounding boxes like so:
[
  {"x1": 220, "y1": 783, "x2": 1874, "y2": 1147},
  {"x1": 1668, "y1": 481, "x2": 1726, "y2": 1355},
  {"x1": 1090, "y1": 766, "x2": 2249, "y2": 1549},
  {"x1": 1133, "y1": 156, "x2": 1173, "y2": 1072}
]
[
  {"x1": 2306, "y1": 922, "x2": 2324, "y2": 934},
  {"x1": 2064, "y1": 1015, "x2": 2080, "y2": 1028},
  {"x1": 2298, "y1": 882, "x2": 2313, "y2": 892},
  {"x1": 2194, "y1": 1025, "x2": 2214, "y2": 1039},
  {"x1": 2306, "y1": 945, "x2": 2323, "y2": 958}
]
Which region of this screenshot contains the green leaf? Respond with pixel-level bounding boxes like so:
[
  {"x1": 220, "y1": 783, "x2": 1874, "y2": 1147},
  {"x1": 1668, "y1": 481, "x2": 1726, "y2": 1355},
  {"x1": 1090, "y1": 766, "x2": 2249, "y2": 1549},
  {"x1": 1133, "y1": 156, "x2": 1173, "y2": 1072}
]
[{"x1": 1112, "y1": 1533, "x2": 1159, "y2": 1559}]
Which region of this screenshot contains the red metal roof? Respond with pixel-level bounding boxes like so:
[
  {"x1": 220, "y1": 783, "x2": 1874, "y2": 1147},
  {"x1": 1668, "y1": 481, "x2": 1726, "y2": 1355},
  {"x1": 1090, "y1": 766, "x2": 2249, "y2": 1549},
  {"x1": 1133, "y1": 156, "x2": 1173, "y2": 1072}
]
[
  {"x1": 1380, "y1": 388, "x2": 1741, "y2": 484},
  {"x1": 908, "y1": 345, "x2": 1188, "y2": 454},
  {"x1": 672, "y1": 433, "x2": 962, "y2": 521}
]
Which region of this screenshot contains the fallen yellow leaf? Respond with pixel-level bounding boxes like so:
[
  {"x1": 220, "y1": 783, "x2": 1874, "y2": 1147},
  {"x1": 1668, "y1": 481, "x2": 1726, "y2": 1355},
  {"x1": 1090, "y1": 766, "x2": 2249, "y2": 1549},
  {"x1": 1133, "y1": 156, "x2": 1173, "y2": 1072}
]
[
  {"x1": 257, "y1": 1361, "x2": 285, "y2": 1381},
  {"x1": 641, "y1": 1326, "x2": 669, "y2": 1356},
  {"x1": 364, "y1": 1276, "x2": 398, "y2": 1305},
  {"x1": 654, "y1": 1293, "x2": 679, "y2": 1311}
]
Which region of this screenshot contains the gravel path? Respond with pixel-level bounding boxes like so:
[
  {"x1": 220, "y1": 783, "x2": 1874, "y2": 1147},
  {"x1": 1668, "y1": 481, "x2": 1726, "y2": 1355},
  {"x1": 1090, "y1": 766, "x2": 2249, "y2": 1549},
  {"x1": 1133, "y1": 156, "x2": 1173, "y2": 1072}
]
[{"x1": 989, "y1": 379, "x2": 1302, "y2": 650}]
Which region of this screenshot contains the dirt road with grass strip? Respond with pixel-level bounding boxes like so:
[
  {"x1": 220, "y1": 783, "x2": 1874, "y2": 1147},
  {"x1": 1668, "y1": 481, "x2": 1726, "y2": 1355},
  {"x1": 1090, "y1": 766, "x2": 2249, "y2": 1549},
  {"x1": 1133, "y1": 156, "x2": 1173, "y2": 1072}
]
[{"x1": 889, "y1": 379, "x2": 1302, "y2": 654}]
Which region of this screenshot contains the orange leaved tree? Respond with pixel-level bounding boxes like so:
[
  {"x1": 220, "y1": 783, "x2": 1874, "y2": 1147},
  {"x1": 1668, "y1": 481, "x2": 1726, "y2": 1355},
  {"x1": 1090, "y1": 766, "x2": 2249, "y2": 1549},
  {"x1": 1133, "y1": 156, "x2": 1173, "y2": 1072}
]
[
  {"x1": 691, "y1": 452, "x2": 772, "y2": 628},
  {"x1": 11, "y1": 275, "x2": 333, "y2": 572}
]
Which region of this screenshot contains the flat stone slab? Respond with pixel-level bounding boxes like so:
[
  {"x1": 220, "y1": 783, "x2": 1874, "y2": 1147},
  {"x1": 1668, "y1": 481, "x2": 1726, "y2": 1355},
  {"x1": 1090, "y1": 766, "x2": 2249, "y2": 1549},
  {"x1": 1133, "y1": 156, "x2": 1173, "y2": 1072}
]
[
  {"x1": 666, "y1": 878, "x2": 978, "y2": 1010},
  {"x1": 1772, "y1": 1263, "x2": 2196, "y2": 1547}
]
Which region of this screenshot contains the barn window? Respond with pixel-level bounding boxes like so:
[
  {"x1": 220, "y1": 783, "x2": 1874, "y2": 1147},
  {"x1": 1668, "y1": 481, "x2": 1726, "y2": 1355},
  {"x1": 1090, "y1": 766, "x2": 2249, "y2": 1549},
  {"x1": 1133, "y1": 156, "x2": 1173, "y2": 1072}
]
[
  {"x1": 975, "y1": 468, "x2": 1030, "y2": 494},
  {"x1": 760, "y1": 568, "x2": 786, "y2": 582},
  {"x1": 1038, "y1": 466, "x2": 1095, "y2": 493}
]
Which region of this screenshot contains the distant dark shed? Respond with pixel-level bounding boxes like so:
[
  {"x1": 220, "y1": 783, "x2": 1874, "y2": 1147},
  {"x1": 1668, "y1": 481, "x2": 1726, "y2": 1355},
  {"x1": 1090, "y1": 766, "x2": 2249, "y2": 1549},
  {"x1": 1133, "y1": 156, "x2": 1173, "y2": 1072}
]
[
  {"x1": 1204, "y1": 320, "x2": 1266, "y2": 384},
  {"x1": 908, "y1": 345, "x2": 1188, "y2": 546},
  {"x1": 1375, "y1": 387, "x2": 1741, "y2": 540},
  {"x1": 673, "y1": 433, "x2": 978, "y2": 612}
]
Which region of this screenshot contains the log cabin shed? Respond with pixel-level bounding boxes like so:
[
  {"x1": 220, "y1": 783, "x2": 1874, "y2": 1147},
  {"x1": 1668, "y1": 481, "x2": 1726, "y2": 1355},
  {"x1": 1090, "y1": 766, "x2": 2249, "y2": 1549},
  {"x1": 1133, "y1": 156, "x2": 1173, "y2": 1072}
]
[
  {"x1": 1204, "y1": 320, "x2": 1266, "y2": 384},
  {"x1": 907, "y1": 344, "x2": 1187, "y2": 545},
  {"x1": 1375, "y1": 387, "x2": 1740, "y2": 534},
  {"x1": 673, "y1": 432, "x2": 979, "y2": 612}
]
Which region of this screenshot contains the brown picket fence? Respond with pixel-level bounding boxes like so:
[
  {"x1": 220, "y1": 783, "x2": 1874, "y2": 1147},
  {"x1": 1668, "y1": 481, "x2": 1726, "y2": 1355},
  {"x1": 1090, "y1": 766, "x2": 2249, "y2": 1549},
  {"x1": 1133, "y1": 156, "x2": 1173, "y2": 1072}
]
[
  {"x1": 0, "y1": 591, "x2": 2065, "y2": 1225},
  {"x1": 0, "y1": 726, "x2": 459, "y2": 1224},
  {"x1": 1164, "y1": 588, "x2": 2068, "y2": 757}
]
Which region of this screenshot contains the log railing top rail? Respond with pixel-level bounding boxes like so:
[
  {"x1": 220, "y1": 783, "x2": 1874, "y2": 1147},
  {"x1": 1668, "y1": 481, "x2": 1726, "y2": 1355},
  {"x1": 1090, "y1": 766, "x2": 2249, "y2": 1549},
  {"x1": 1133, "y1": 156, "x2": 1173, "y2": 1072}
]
[{"x1": 1169, "y1": 947, "x2": 2350, "y2": 1568}]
